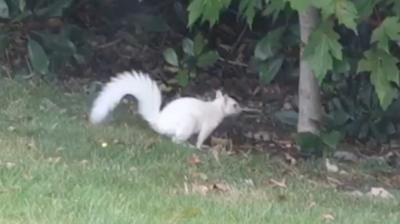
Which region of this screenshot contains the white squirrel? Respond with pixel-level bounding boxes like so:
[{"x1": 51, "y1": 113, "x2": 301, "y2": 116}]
[{"x1": 89, "y1": 70, "x2": 242, "y2": 149}]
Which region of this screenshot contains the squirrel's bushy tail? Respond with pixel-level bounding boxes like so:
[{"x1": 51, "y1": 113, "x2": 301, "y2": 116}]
[{"x1": 89, "y1": 70, "x2": 162, "y2": 124}]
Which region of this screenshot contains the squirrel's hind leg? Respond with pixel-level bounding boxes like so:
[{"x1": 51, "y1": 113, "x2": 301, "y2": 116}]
[{"x1": 170, "y1": 119, "x2": 196, "y2": 147}]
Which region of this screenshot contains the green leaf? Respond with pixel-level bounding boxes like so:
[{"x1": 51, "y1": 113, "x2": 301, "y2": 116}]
[
  {"x1": 329, "y1": 104, "x2": 350, "y2": 126},
  {"x1": 163, "y1": 48, "x2": 179, "y2": 67},
  {"x1": 258, "y1": 56, "x2": 284, "y2": 83},
  {"x1": 0, "y1": 33, "x2": 10, "y2": 52},
  {"x1": 73, "y1": 53, "x2": 85, "y2": 64},
  {"x1": 238, "y1": 0, "x2": 262, "y2": 27},
  {"x1": 197, "y1": 51, "x2": 219, "y2": 68},
  {"x1": 17, "y1": 0, "x2": 25, "y2": 12},
  {"x1": 193, "y1": 34, "x2": 206, "y2": 56},
  {"x1": 0, "y1": 0, "x2": 9, "y2": 18},
  {"x1": 358, "y1": 122, "x2": 369, "y2": 139},
  {"x1": 295, "y1": 132, "x2": 324, "y2": 156},
  {"x1": 313, "y1": 0, "x2": 358, "y2": 32},
  {"x1": 353, "y1": 0, "x2": 376, "y2": 19},
  {"x1": 254, "y1": 37, "x2": 272, "y2": 61},
  {"x1": 187, "y1": 0, "x2": 204, "y2": 27},
  {"x1": 285, "y1": 0, "x2": 313, "y2": 12},
  {"x1": 35, "y1": 0, "x2": 73, "y2": 17},
  {"x1": 182, "y1": 38, "x2": 194, "y2": 56},
  {"x1": 321, "y1": 130, "x2": 343, "y2": 149},
  {"x1": 334, "y1": 0, "x2": 358, "y2": 32},
  {"x1": 11, "y1": 12, "x2": 32, "y2": 22},
  {"x1": 371, "y1": 16, "x2": 400, "y2": 52},
  {"x1": 187, "y1": 0, "x2": 232, "y2": 27},
  {"x1": 357, "y1": 48, "x2": 399, "y2": 110},
  {"x1": 200, "y1": 0, "x2": 231, "y2": 27},
  {"x1": 27, "y1": 38, "x2": 49, "y2": 75},
  {"x1": 254, "y1": 27, "x2": 285, "y2": 61},
  {"x1": 392, "y1": 1, "x2": 400, "y2": 16},
  {"x1": 304, "y1": 21, "x2": 343, "y2": 83},
  {"x1": 332, "y1": 57, "x2": 350, "y2": 75},
  {"x1": 32, "y1": 31, "x2": 76, "y2": 56},
  {"x1": 263, "y1": 0, "x2": 288, "y2": 22},
  {"x1": 274, "y1": 110, "x2": 298, "y2": 126},
  {"x1": 311, "y1": 0, "x2": 334, "y2": 15},
  {"x1": 176, "y1": 70, "x2": 190, "y2": 87},
  {"x1": 386, "y1": 122, "x2": 397, "y2": 135}
]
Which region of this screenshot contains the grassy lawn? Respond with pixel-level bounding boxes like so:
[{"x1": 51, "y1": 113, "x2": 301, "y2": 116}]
[{"x1": 0, "y1": 77, "x2": 399, "y2": 224}]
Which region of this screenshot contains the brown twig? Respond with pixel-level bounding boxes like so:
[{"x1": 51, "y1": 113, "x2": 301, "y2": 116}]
[
  {"x1": 218, "y1": 58, "x2": 248, "y2": 67},
  {"x1": 241, "y1": 107, "x2": 262, "y2": 113},
  {"x1": 95, "y1": 38, "x2": 122, "y2": 49},
  {"x1": 230, "y1": 25, "x2": 247, "y2": 53}
]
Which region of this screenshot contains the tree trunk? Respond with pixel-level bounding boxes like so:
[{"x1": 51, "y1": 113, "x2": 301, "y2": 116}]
[{"x1": 297, "y1": 7, "x2": 322, "y2": 134}]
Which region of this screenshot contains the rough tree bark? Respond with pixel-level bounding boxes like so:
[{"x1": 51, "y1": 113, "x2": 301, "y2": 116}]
[{"x1": 297, "y1": 7, "x2": 322, "y2": 134}]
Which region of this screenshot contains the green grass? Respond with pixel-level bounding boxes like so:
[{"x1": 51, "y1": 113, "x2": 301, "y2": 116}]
[{"x1": 0, "y1": 77, "x2": 399, "y2": 224}]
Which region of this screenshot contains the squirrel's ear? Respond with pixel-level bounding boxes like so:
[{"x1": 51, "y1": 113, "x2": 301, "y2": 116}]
[
  {"x1": 223, "y1": 95, "x2": 229, "y2": 104},
  {"x1": 216, "y1": 90, "x2": 223, "y2": 98}
]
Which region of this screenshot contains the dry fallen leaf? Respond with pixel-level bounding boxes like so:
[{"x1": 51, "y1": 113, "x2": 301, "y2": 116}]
[
  {"x1": 187, "y1": 154, "x2": 202, "y2": 166},
  {"x1": 243, "y1": 179, "x2": 255, "y2": 187},
  {"x1": 333, "y1": 150, "x2": 358, "y2": 162},
  {"x1": 112, "y1": 139, "x2": 121, "y2": 144},
  {"x1": 183, "y1": 182, "x2": 190, "y2": 195},
  {"x1": 129, "y1": 166, "x2": 137, "y2": 172},
  {"x1": 211, "y1": 182, "x2": 232, "y2": 193},
  {"x1": 210, "y1": 137, "x2": 232, "y2": 153},
  {"x1": 322, "y1": 213, "x2": 335, "y2": 222},
  {"x1": 191, "y1": 183, "x2": 209, "y2": 195},
  {"x1": 387, "y1": 175, "x2": 400, "y2": 187},
  {"x1": 210, "y1": 137, "x2": 229, "y2": 146},
  {"x1": 210, "y1": 147, "x2": 221, "y2": 165},
  {"x1": 47, "y1": 157, "x2": 61, "y2": 164},
  {"x1": 27, "y1": 139, "x2": 37, "y2": 150},
  {"x1": 80, "y1": 160, "x2": 89, "y2": 165},
  {"x1": 325, "y1": 159, "x2": 339, "y2": 173},
  {"x1": 367, "y1": 187, "x2": 394, "y2": 199},
  {"x1": 159, "y1": 83, "x2": 173, "y2": 92},
  {"x1": 327, "y1": 176, "x2": 343, "y2": 187},
  {"x1": 244, "y1": 131, "x2": 271, "y2": 141},
  {"x1": 306, "y1": 201, "x2": 317, "y2": 209},
  {"x1": 5, "y1": 162, "x2": 16, "y2": 169},
  {"x1": 269, "y1": 178, "x2": 287, "y2": 188},
  {"x1": 284, "y1": 153, "x2": 297, "y2": 166}
]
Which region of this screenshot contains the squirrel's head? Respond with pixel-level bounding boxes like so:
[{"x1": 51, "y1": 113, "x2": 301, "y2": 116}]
[{"x1": 215, "y1": 90, "x2": 242, "y2": 116}]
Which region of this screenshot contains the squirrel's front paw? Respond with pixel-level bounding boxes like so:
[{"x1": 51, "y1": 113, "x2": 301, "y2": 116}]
[
  {"x1": 186, "y1": 143, "x2": 197, "y2": 149},
  {"x1": 175, "y1": 141, "x2": 196, "y2": 150}
]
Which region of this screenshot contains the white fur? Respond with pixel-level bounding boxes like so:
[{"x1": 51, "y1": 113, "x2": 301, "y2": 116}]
[
  {"x1": 89, "y1": 70, "x2": 241, "y2": 149},
  {"x1": 89, "y1": 71, "x2": 161, "y2": 124}
]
